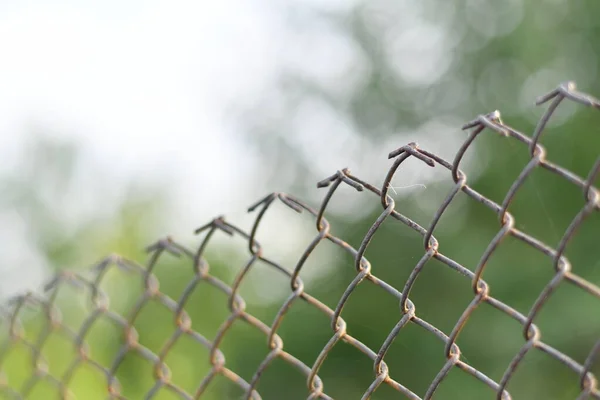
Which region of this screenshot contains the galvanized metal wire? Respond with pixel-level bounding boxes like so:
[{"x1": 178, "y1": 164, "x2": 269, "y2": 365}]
[{"x1": 0, "y1": 81, "x2": 599, "y2": 399}]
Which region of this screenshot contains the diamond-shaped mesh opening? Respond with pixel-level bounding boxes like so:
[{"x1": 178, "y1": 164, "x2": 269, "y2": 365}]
[
  {"x1": 36, "y1": 328, "x2": 80, "y2": 380},
  {"x1": 452, "y1": 301, "x2": 525, "y2": 383},
  {"x1": 60, "y1": 361, "x2": 111, "y2": 399},
  {"x1": 225, "y1": 257, "x2": 293, "y2": 323},
  {"x1": 479, "y1": 232, "x2": 557, "y2": 314},
  {"x1": 430, "y1": 190, "x2": 503, "y2": 272},
  {"x1": 273, "y1": 295, "x2": 334, "y2": 365},
  {"x1": 19, "y1": 376, "x2": 63, "y2": 400},
  {"x1": 454, "y1": 126, "x2": 533, "y2": 206},
  {"x1": 561, "y1": 207, "x2": 600, "y2": 284},
  {"x1": 76, "y1": 313, "x2": 123, "y2": 369},
  {"x1": 0, "y1": 340, "x2": 38, "y2": 391},
  {"x1": 432, "y1": 363, "x2": 498, "y2": 399},
  {"x1": 313, "y1": 336, "x2": 378, "y2": 399},
  {"x1": 503, "y1": 346, "x2": 584, "y2": 399},
  {"x1": 126, "y1": 296, "x2": 182, "y2": 356},
  {"x1": 336, "y1": 281, "x2": 402, "y2": 352},
  {"x1": 377, "y1": 319, "x2": 451, "y2": 397},
  {"x1": 404, "y1": 256, "x2": 474, "y2": 334},
  {"x1": 532, "y1": 281, "x2": 600, "y2": 363},
  {"x1": 110, "y1": 347, "x2": 158, "y2": 398},
  {"x1": 215, "y1": 318, "x2": 276, "y2": 385},
  {"x1": 160, "y1": 331, "x2": 212, "y2": 395},
  {"x1": 253, "y1": 355, "x2": 312, "y2": 400},
  {"x1": 189, "y1": 285, "x2": 233, "y2": 339},
  {"x1": 297, "y1": 239, "x2": 358, "y2": 311},
  {"x1": 196, "y1": 370, "x2": 250, "y2": 400},
  {"x1": 507, "y1": 169, "x2": 582, "y2": 245}
]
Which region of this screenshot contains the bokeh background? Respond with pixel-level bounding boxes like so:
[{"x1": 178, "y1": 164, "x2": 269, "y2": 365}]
[{"x1": 1, "y1": 0, "x2": 599, "y2": 399}]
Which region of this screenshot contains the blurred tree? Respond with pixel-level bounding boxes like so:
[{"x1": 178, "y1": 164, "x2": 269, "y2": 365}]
[{"x1": 226, "y1": 1, "x2": 600, "y2": 399}]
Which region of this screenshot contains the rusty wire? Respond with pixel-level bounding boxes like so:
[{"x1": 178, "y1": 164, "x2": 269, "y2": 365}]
[{"x1": 0, "y1": 81, "x2": 599, "y2": 400}]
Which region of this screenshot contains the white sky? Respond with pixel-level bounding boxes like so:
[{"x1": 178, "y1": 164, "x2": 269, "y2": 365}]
[
  {"x1": 0, "y1": 1, "x2": 285, "y2": 218},
  {"x1": 0, "y1": 0, "x2": 366, "y2": 299}
]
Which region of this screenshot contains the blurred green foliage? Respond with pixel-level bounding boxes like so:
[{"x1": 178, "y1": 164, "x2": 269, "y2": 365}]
[{"x1": 2, "y1": 1, "x2": 600, "y2": 399}]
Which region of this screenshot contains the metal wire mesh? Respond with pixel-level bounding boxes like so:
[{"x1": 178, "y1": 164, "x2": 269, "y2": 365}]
[{"x1": 0, "y1": 81, "x2": 599, "y2": 400}]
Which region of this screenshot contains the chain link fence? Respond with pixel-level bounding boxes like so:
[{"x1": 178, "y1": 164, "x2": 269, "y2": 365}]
[{"x1": 0, "y1": 81, "x2": 599, "y2": 399}]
